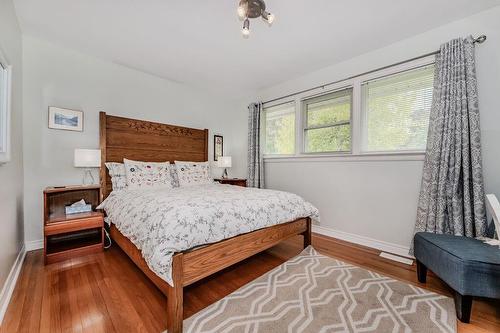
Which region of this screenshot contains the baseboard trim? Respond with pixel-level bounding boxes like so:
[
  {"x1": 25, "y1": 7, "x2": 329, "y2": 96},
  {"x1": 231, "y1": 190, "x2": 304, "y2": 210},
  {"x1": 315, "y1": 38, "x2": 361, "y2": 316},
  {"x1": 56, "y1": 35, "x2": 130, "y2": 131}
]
[
  {"x1": 25, "y1": 239, "x2": 43, "y2": 251},
  {"x1": 0, "y1": 244, "x2": 26, "y2": 325},
  {"x1": 312, "y1": 225, "x2": 413, "y2": 259},
  {"x1": 380, "y1": 252, "x2": 414, "y2": 265}
]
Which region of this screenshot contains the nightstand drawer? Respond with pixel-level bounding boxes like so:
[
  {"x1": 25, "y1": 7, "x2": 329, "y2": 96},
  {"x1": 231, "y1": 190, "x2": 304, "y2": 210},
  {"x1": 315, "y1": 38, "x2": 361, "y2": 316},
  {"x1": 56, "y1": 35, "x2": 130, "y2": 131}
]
[{"x1": 44, "y1": 215, "x2": 103, "y2": 235}]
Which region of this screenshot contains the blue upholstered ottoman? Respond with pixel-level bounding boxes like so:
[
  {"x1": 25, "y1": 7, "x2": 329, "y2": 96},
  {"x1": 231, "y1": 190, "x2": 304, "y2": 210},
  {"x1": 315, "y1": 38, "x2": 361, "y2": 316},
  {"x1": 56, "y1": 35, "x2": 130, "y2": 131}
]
[{"x1": 413, "y1": 232, "x2": 500, "y2": 323}]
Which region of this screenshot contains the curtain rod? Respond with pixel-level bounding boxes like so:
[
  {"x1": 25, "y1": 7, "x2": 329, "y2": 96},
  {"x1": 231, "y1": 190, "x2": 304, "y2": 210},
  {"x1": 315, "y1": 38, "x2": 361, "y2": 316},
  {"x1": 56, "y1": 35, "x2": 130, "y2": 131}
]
[{"x1": 263, "y1": 35, "x2": 487, "y2": 105}]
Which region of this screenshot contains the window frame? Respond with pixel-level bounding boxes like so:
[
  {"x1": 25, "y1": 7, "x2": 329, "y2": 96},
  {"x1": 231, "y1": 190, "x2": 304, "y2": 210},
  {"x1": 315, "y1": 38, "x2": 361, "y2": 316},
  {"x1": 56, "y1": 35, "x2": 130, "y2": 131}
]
[
  {"x1": 262, "y1": 100, "x2": 297, "y2": 157},
  {"x1": 262, "y1": 55, "x2": 435, "y2": 160},
  {"x1": 0, "y1": 49, "x2": 12, "y2": 165},
  {"x1": 301, "y1": 87, "x2": 353, "y2": 155}
]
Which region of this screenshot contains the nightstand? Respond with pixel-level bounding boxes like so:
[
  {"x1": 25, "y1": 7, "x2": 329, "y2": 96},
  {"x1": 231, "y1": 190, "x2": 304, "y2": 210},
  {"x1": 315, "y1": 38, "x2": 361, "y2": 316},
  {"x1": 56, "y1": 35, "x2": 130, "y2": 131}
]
[
  {"x1": 43, "y1": 185, "x2": 104, "y2": 264},
  {"x1": 215, "y1": 178, "x2": 247, "y2": 187}
]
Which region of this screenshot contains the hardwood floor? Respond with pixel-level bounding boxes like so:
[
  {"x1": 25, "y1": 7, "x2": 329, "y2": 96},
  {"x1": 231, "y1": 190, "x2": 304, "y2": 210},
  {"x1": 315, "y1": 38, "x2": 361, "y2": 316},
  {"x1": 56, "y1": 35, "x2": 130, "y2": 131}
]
[{"x1": 2, "y1": 233, "x2": 500, "y2": 332}]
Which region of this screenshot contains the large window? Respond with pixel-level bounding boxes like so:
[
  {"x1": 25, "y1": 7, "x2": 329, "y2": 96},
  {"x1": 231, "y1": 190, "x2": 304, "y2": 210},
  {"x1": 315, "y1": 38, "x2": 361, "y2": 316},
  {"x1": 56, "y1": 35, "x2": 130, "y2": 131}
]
[
  {"x1": 264, "y1": 101, "x2": 295, "y2": 155},
  {"x1": 262, "y1": 56, "x2": 435, "y2": 158},
  {"x1": 361, "y1": 65, "x2": 434, "y2": 152},
  {"x1": 303, "y1": 88, "x2": 352, "y2": 153}
]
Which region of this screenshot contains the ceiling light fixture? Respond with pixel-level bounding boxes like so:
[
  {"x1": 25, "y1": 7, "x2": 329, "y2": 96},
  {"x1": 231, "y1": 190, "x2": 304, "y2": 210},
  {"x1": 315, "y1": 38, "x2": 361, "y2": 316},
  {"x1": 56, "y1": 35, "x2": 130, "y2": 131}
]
[{"x1": 237, "y1": 0, "x2": 275, "y2": 38}]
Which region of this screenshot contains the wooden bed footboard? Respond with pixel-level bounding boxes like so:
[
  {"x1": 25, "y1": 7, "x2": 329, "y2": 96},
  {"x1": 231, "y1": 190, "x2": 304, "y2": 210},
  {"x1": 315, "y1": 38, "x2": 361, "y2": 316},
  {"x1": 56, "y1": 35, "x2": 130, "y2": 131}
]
[{"x1": 110, "y1": 217, "x2": 311, "y2": 333}]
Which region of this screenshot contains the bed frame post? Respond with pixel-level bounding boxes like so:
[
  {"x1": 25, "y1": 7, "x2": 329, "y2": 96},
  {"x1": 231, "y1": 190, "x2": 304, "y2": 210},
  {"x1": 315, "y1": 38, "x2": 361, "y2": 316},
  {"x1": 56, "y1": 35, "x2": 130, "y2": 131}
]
[
  {"x1": 167, "y1": 253, "x2": 184, "y2": 333},
  {"x1": 303, "y1": 217, "x2": 312, "y2": 248},
  {"x1": 203, "y1": 129, "x2": 209, "y2": 161},
  {"x1": 99, "y1": 111, "x2": 107, "y2": 202}
]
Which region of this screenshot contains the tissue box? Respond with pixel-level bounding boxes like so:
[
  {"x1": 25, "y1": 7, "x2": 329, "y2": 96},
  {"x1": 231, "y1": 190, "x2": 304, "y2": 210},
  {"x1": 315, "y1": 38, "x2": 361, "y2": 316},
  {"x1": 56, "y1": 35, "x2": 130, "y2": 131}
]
[{"x1": 65, "y1": 204, "x2": 92, "y2": 215}]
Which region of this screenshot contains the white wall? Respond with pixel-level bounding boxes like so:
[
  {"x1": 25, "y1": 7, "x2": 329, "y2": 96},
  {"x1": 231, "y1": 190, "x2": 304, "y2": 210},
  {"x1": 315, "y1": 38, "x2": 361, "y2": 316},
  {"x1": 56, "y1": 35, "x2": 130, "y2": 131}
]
[
  {"x1": 0, "y1": 0, "x2": 24, "y2": 297},
  {"x1": 22, "y1": 35, "x2": 248, "y2": 243},
  {"x1": 257, "y1": 6, "x2": 500, "y2": 252}
]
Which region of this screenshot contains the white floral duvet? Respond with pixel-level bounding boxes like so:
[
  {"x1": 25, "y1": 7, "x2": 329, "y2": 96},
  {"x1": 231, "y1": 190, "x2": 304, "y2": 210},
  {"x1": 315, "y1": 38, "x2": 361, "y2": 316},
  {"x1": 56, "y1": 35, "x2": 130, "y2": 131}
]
[{"x1": 97, "y1": 183, "x2": 319, "y2": 286}]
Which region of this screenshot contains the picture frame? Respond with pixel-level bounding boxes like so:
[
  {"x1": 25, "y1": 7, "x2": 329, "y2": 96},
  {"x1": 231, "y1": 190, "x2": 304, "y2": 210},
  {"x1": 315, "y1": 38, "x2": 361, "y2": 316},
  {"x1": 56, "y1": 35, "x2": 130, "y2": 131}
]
[
  {"x1": 214, "y1": 135, "x2": 223, "y2": 161},
  {"x1": 48, "y1": 107, "x2": 84, "y2": 132}
]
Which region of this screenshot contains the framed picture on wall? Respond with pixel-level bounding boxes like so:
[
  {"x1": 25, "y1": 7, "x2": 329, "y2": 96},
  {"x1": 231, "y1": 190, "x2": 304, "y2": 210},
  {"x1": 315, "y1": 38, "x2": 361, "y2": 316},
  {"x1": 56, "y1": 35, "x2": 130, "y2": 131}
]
[
  {"x1": 48, "y1": 107, "x2": 83, "y2": 132},
  {"x1": 214, "y1": 135, "x2": 223, "y2": 161}
]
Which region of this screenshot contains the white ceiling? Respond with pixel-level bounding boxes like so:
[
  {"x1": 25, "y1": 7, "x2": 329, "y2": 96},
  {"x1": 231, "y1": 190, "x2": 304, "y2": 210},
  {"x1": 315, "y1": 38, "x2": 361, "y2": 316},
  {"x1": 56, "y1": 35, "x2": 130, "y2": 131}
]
[{"x1": 13, "y1": 0, "x2": 500, "y2": 93}]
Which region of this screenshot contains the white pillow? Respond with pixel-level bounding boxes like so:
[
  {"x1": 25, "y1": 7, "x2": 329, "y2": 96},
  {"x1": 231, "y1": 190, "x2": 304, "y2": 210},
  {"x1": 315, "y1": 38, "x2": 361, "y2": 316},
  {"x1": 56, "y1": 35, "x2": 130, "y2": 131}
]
[
  {"x1": 174, "y1": 161, "x2": 212, "y2": 187},
  {"x1": 124, "y1": 159, "x2": 173, "y2": 189},
  {"x1": 105, "y1": 162, "x2": 127, "y2": 192}
]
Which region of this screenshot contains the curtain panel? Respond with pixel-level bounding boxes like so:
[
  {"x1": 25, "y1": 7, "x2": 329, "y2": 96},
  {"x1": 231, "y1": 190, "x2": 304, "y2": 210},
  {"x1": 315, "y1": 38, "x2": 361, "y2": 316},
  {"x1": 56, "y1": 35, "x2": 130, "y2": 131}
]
[
  {"x1": 414, "y1": 36, "x2": 487, "y2": 244},
  {"x1": 247, "y1": 102, "x2": 264, "y2": 188}
]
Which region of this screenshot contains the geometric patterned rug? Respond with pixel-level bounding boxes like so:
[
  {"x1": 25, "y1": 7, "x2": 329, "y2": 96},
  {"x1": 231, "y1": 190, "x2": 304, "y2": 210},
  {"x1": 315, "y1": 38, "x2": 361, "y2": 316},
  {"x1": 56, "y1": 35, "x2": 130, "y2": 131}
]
[{"x1": 183, "y1": 246, "x2": 456, "y2": 333}]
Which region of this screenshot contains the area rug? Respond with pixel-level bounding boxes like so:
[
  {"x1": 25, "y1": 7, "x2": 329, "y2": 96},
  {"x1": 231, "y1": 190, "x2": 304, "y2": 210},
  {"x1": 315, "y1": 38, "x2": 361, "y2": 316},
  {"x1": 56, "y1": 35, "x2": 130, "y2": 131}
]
[{"x1": 181, "y1": 246, "x2": 456, "y2": 333}]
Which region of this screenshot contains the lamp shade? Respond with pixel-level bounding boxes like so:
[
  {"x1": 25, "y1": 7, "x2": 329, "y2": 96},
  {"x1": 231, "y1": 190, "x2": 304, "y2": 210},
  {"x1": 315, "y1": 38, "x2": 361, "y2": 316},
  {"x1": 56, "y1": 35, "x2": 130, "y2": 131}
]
[
  {"x1": 74, "y1": 149, "x2": 101, "y2": 168},
  {"x1": 217, "y1": 156, "x2": 232, "y2": 168}
]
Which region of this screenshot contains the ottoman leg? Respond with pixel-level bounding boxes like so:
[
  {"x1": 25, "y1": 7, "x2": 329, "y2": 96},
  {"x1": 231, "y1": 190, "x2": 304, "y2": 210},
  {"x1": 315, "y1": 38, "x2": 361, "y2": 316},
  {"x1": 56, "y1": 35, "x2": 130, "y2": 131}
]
[
  {"x1": 416, "y1": 260, "x2": 427, "y2": 283},
  {"x1": 453, "y1": 292, "x2": 472, "y2": 323}
]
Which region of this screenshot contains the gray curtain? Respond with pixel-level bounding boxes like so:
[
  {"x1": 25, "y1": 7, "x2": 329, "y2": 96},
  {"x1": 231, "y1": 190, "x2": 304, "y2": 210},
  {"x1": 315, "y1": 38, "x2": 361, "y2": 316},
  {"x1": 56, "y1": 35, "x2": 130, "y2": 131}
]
[
  {"x1": 414, "y1": 36, "x2": 487, "y2": 241},
  {"x1": 247, "y1": 102, "x2": 264, "y2": 188}
]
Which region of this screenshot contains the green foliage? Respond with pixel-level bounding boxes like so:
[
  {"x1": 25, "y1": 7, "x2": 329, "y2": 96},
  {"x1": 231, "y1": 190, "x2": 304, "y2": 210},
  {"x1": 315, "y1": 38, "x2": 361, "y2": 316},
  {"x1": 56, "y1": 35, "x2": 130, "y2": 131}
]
[
  {"x1": 305, "y1": 97, "x2": 351, "y2": 153},
  {"x1": 305, "y1": 125, "x2": 350, "y2": 152}
]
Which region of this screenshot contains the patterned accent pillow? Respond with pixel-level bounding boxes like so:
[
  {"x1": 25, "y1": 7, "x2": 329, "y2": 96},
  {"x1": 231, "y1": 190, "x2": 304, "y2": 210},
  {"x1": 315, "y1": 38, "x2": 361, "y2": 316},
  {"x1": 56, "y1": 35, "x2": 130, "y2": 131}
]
[
  {"x1": 174, "y1": 161, "x2": 213, "y2": 187},
  {"x1": 105, "y1": 162, "x2": 127, "y2": 192},
  {"x1": 124, "y1": 159, "x2": 173, "y2": 189}
]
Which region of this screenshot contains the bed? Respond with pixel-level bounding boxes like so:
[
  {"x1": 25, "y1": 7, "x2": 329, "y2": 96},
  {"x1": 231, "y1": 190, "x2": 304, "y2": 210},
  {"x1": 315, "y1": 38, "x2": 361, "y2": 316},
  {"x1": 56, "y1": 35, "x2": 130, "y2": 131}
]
[{"x1": 98, "y1": 112, "x2": 317, "y2": 333}]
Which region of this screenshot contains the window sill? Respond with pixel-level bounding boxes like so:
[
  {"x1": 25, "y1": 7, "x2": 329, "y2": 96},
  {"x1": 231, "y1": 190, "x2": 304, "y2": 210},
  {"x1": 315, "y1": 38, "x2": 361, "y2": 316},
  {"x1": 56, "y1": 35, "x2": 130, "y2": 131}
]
[{"x1": 264, "y1": 152, "x2": 425, "y2": 163}]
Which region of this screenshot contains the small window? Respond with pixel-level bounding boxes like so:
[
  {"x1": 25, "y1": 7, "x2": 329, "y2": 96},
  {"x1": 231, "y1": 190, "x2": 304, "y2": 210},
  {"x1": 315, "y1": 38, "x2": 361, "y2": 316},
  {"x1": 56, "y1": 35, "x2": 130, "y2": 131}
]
[
  {"x1": 361, "y1": 65, "x2": 434, "y2": 153},
  {"x1": 0, "y1": 58, "x2": 11, "y2": 164},
  {"x1": 264, "y1": 101, "x2": 295, "y2": 155},
  {"x1": 303, "y1": 88, "x2": 352, "y2": 153}
]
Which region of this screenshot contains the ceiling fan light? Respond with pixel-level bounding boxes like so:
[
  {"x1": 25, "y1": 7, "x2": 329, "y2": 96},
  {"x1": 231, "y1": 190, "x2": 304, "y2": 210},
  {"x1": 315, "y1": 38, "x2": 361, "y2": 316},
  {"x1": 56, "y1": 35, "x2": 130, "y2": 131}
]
[
  {"x1": 262, "y1": 11, "x2": 274, "y2": 24},
  {"x1": 267, "y1": 13, "x2": 275, "y2": 24},
  {"x1": 238, "y1": 0, "x2": 273, "y2": 36},
  {"x1": 237, "y1": 5, "x2": 246, "y2": 19},
  {"x1": 242, "y1": 18, "x2": 250, "y2": 37}
]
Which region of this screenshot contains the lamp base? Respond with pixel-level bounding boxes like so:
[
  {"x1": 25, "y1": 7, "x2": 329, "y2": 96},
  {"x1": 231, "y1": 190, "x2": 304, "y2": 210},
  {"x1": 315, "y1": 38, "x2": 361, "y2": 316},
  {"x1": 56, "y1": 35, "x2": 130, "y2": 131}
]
[
  {"x1": 82, "y1": 169, "x2": 96, "y2": 185},
  {"x1": 221, "y1": 168, "x2": 229, "y2": 179}
]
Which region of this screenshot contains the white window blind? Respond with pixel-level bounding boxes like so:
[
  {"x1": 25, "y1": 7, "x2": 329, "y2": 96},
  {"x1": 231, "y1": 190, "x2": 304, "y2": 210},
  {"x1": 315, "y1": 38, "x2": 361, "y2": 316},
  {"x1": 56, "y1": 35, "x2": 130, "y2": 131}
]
[
  {"x1": 303, "y1": 88, "x2": 352, "y2": 153},
  {"x1": 264, "y1": 101, "x2": 295, "y2": 155},
  {"x1": 361, "y1": 64, "x2": 434, "y2": 152}
]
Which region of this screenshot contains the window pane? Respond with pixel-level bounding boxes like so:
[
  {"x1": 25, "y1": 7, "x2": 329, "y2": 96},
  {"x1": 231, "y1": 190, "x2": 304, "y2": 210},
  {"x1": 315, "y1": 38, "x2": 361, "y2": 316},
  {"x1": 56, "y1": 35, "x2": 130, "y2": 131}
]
[
  {"x1": 264, "y1": 102, "x2": 295, "y2": 155},
  {"x1": 305, "y1": 124, "x2": 350, "y2": 153},
  {"x1": 362, "y1": 65, "x2": 434, "y2": 152},
  {"x1": 306, "y1": 89, "x2": 351, "y2": 127},
  {"x1": 303, "y1": 88, "x2": 352, "y2": 153}
]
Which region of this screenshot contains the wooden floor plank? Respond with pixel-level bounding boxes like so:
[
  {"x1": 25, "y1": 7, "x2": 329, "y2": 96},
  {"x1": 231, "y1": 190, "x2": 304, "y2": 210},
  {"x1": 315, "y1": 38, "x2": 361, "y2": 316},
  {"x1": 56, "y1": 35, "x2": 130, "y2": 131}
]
[
  {"x1": 1, "y1": 252, "x2": 34, "y2": 333},
  {"x1": 2, "y1": 234, "x2": 499, "y2": 333},
  {"x1": 23, "y1": 252, "x2": 44, "y2": 333}
]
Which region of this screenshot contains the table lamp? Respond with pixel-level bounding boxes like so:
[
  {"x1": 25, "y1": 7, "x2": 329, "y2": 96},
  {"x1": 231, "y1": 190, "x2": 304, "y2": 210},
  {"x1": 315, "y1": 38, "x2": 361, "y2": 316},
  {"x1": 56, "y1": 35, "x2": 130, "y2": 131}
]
[
  {"x1": 217, "y1": 156, "x2": 232, "y2": 179},
  {"x1": 74, "y1": 149, "x2": 101, "y2": 185}
]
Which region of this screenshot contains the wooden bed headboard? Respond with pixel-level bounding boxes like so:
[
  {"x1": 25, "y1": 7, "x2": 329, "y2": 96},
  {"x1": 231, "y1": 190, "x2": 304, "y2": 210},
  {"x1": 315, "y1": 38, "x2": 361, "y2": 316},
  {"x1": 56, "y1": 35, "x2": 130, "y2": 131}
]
[{"x1": 99, "y1": 112, "x2": 209, "y2": 200}]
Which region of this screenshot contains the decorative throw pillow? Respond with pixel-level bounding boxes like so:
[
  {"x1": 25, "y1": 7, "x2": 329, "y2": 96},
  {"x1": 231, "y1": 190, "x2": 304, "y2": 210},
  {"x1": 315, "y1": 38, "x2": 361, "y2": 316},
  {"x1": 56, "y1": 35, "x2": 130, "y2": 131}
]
[
  {"x1": 124, "y1": 159, "x2": 173, "y2": 189},
  {"x1": 174, "y1": 161, "x2": 212, "y2": 187},
  {"x1": 105, "y1": 162, "x2": 127, "y2": 192}
]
